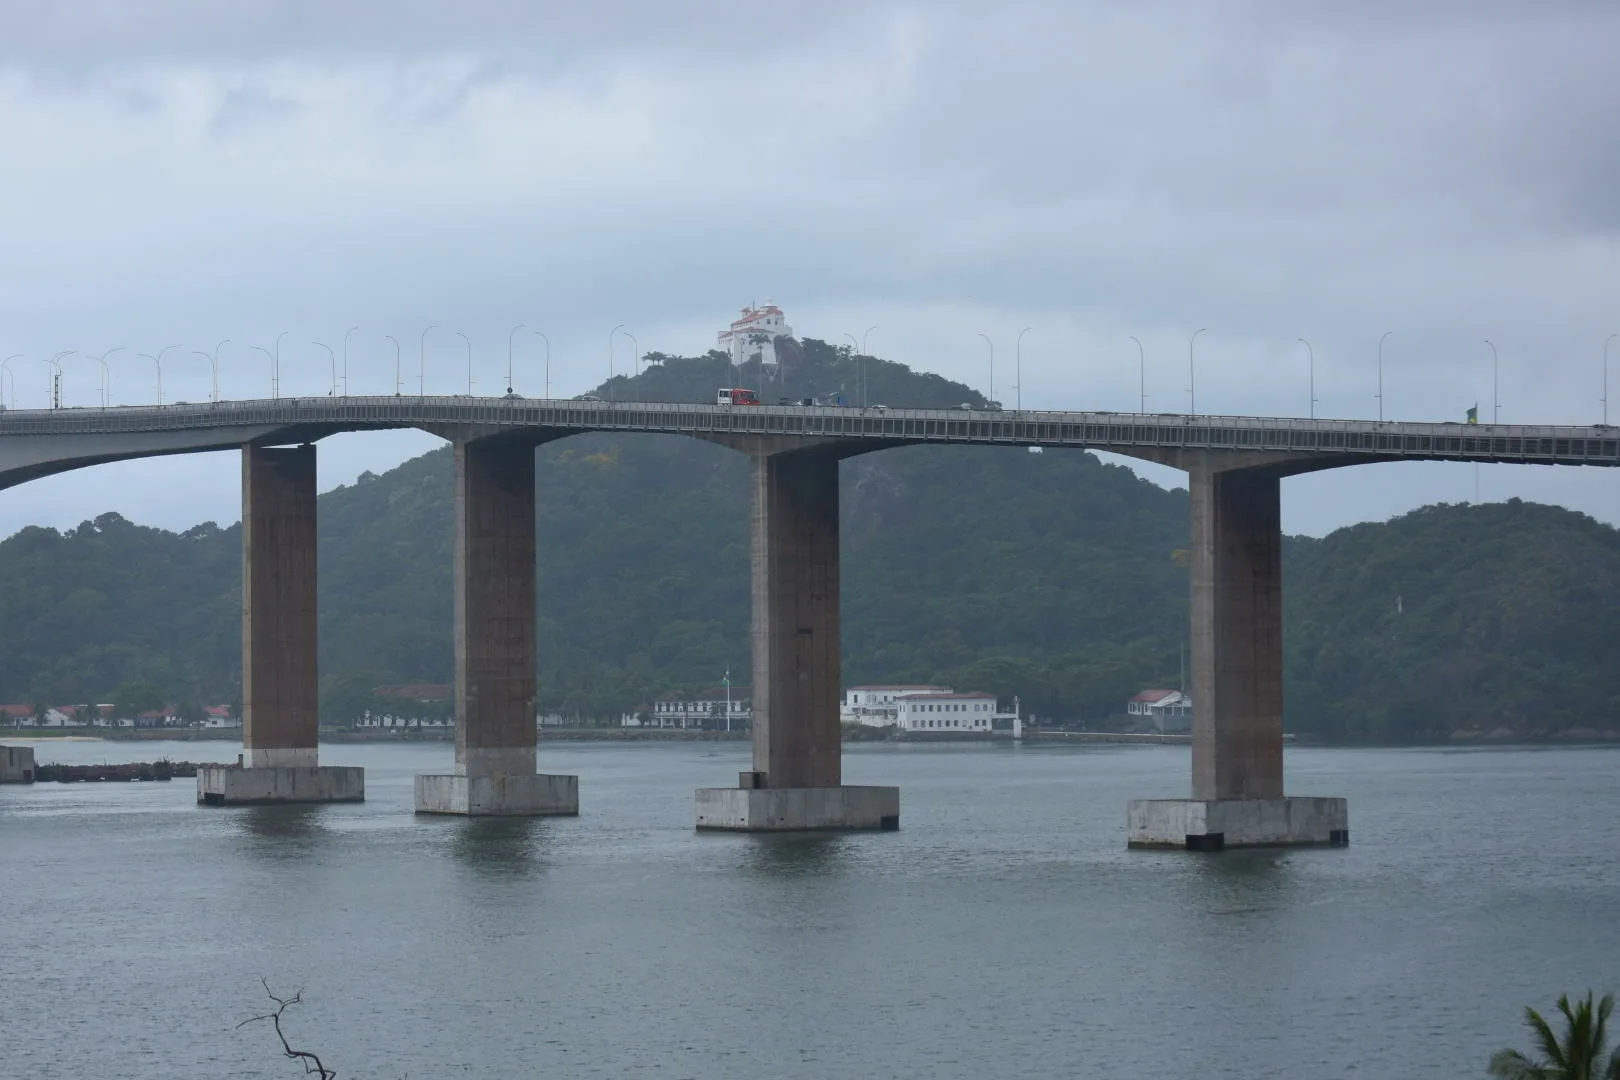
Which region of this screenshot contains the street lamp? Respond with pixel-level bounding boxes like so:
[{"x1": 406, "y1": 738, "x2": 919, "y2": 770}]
[
  {"x1": 1128, "y1": 336, "x2": 1146, "y2": 413},
  {"x1": 386, "y1": 335, "x2": 402, "y2": 396},
  {"x1": 457, "y1": 331, "x2": 472, "y2": 395},
  {"x1": 48, "y1": 350, "x2": 75, "y2": 408},
  {"x1": 609, "y1": 323, "x2": 625, "y2": 402},
  {"x1": 418, "y1": 325, "x2": 438, "y2": 398},
  {"x1": 862, "y1": 325, "x2": 877, "y2": 406},
  {"x1": 621, "y1": 328, "x2": 639, "y2": 386},
  {"x1": 1484, "y1": 339, "x2": 1499, "y2": 424},
  {"x1": 136, "y1": 352, "x2": 164, "y2": 406},
  {"x1": 1377, "y1": 331, "x2": 1392, "y2": 421},
  {"x1": 341, "y1": 326, "x2": 359, "y2": 397},
  {"x1": 506, "y1": 323, "x2": 526, "y2": 394},
  {"x1": 1015, "y1": 327, "x2": 1032, "y2": 412},
  {"x1": 1, "y1": 355, "x2": 19, "y2": 409},
  {"x1": 848, "y1": 331, "x2": 861, "y2": 403},
  {"x1": 207, "y1": 340, "x2": 229, "y2": 403},
  {"x1": 1298, "y1": 338, "x2": 1315, "y2": 419},
  {"x1": 273, "y1": 331, "x2": 287, "y2": 399},
  {"x1": 1188, "y1": 328, "x2": 1206, "y2": 415},
  {"x1": 1604, "y1": 333, "x2": 1616, "y2": 426},
  {"x1": 92, "y1": 347, "x2": 127, "y2": 407},
  {"x1": 191, "y1": 351, "x2": 215, "y2": 402},
  {"x1": 311, "y1": 341, "x2": 337, "y2": 396},
  {"x1": 977, "y1": 332, "x2": 994, "y2": 407},
  {"x1": 533, "y1": 331, "x2": 551, "y2": 399}
]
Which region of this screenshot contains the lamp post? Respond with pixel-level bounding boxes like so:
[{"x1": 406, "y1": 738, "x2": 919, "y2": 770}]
[
  {"x1": 977, "y1": 331, "x2": 994, "y2": 407},
  {"x1": 341, "y1": 326, "x2": 358, "y2": 397},
  {"x1": 136, "y1": 352, "x2": 163, "y2": 406},
  {"x1": 418, "y1": 325, "x2": 438, "y2": 398},
  {"x1": 92, "y1": 347, "x2": 126, "y2": 407},
  {"x1": 621, "y1": 329, "x2": 639, "y2": 385},
  {"x1": 843, "y1": 333, "x2": 862, "y2": 406},
  {"x1": 1298, "y1": 338, "x2": 1316, "y2": 419},
  {"x1": 272, "y1": 331, "x2": 287, "y2": 399},
  {"x1": 1015, "y1": 326, "x2": 1032, "y2": 412},
  {"x1": 1128, "y1": 336, "x2": 1146, "y2": 413},
  {"x1": 206, "y1": 340, "x2": 229, "y2": 403},
  {"x1": 1484, "y1": 339, "x2": 1499, "y2": 424},
  {"x1": 534, "y1": 331, "x2": 551, "y2": 399},
  {"x1": 386, "y1": 335, "x2": 402, "y2": 396},
  {"x1": 1, "y1": 355, "x2": 19, "y2": 409},
  {"x1": 1604, "y1": 333, "x2": 1616, "y2": 426},
  {"x1": 609, "y1": 324, "x2": 625, "y2": 402},
  {"x1": 1188, "y1": 328, "x2": 1206, "y2": 415},
  {"x1": 312, "y1": 341, "x2": 337, "y2": 396},
  {"x1": 48, "y1": 350, "x2": 75, "y2": 408},
  {"x1": 457, "y1": 331, "x2": 472, "y2": 395},
  {"x1": 506, "y1": 323, "x2": 526, "y2": 394},
  {"x1": 1377, "y1": 330, "x2": 1392, "y2": 421},
  {"x1": 862, "y1": 325, "x2": 877, "y2": 406}
]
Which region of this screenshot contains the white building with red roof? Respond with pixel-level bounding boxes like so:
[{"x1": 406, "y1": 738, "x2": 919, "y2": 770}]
[
  {"x1": 843, "y1": 684, "x2": 1019, "y2": 733},
  {"x1": 1126, "y1": 689, "x2": 1193, "y2": 733},
  {"x1": 717, "y1": 301, "x2": 794, "y2": 369}
]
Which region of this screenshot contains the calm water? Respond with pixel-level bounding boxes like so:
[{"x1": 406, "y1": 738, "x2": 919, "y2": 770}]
[{"x1": 2, "y1": 739, "x2": 1616, "y2": 1079}]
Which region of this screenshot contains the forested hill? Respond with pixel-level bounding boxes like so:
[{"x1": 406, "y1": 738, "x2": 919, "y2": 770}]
[{"x1": 0, "y1": 340, "x2": 1615, "y2": 741}]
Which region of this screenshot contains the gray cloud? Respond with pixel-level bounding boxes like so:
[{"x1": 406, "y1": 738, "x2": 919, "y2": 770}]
[{"x1": 0, "y1": 1, "x2": 1616, "y2": 539}]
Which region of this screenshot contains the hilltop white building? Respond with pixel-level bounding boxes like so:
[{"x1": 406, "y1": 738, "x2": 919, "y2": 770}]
[{"x1": 717, "y1": 302, "x2": 794, "y2": 369}]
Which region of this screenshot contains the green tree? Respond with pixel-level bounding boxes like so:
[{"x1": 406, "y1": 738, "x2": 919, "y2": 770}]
[{"x1": 1489, "y1": 993, "x2": 1620, "y2": 1080}]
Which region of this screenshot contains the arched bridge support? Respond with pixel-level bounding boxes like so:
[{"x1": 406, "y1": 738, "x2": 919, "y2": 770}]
[
  {"x1": 695, "y1": 442, "x2": 898, "y2": 831},
  {"x1": 1125, "y1": 453, "x2": 1346, "y2": 850},
  {"x1": 199, "y1": 444, "x2": 363, "y2": 805},
  {"x1": 415, "y1": 434, "x2": 577, "y2": 815}
]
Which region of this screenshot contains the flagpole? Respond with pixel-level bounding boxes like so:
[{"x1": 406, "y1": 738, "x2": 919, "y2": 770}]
[{"x1": 724, "y1": 668, "x2": 731, "y2": 734}]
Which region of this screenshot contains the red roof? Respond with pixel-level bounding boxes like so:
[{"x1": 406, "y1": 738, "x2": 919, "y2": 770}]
[{"x1": 1129, "y1": 689, "x2": 1181, "y2": 704}]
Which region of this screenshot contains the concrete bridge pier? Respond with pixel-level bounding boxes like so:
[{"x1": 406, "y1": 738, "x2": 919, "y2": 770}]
[
  {"x1": 1128, "y1": 462, "x2": 1346, "y2": 849},
  {"x1": 199, "y1": 445, "x2": 363, "y2": 805},
  {"x1": 696, "y1": 446, "x2": 898, "y2": 831},
  {"x1": 415, "y1": 436, "x2": 577, "y2": 816}
]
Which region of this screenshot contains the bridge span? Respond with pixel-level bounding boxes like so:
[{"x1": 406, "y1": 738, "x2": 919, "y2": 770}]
[{"x1": 4, "y1": 395, "x2": 1614, "y2": 845}]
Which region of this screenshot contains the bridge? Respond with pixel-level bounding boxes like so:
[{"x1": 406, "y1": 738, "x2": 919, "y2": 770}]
[{"x1": 4, "y1": 395, "x2": 1615, "y2": 846}]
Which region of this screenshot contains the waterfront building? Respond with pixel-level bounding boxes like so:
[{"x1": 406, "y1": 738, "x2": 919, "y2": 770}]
[
  {"x1": 634, "y1": 687, "x2": 752, "y2": 730},
  {"x1": 1125, "y1": 689, "x2": 1193, "y2": 734},
  {"x1": 843, "y1": 685, "x2": 1020, "y2": 733}
]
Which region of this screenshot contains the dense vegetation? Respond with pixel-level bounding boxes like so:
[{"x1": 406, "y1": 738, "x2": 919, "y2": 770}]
[{"x1": 0, "y1": 340, "x2": 1616, "y2": 740}]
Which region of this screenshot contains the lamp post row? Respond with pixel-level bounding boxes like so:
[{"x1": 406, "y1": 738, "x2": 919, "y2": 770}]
[{"x1": 4, "y1": 329, "x2": 1616, "y2": 423}]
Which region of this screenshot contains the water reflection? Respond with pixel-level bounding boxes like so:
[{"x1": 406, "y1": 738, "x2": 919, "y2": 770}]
[
  {"x1": 231, "y1": 804, "x2": 331, "y2": 859},
  {"x1": 446, "y1": 817, "x2": 549, "y2": 877},
  {"x1": 737, "y1": 832, "x2": 855, "y2": 879}
]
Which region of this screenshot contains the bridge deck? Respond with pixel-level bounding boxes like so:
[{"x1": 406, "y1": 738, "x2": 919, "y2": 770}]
[{"x1": 1, "y1": 395, "x2": 1617, "y2": 467}]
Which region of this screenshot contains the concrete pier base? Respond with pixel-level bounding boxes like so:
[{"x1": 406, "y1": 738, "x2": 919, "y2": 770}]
[
  {"x1": 695, "y1": 786, "x2": 900, "y2": 831},
  {"x1": 197, "y1": 765, "x2": 364, "y2": 806},
  {"x1": 1127, "y1": 796, "x2": 1348, "y2": 850},
  {"x1": 415, "y1": 773, "x2": 579, "y2": 817}
]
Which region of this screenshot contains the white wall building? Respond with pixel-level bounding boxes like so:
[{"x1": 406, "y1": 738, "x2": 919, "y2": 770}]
[
  {"x1": 717, "y1": 302, "x2": 794, "y2": 369},
  {"x1": 843, "y1": 685, "x2": 1020, "y2": 734},
  {"x1": 1126, "y1": 689, "x2": 1193, "y2": 733},
  {"x1": 635, "y1": 687, "x2": 752, "y2": 730},
  {"x1": 842, "y1": 685, "x2": 954, "y2": 727}
]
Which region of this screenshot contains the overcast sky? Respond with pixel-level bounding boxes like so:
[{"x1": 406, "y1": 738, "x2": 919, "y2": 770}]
[{"x1": 1, "y1": 1, "x2": 1617, "y2": 538}]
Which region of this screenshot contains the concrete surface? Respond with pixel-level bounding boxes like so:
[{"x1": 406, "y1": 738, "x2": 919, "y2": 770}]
[
  {"x1": 196, "y1": 765, "x2": 364, "y2": 805},
  {"x1": 695, "y1": 785, "x2": 900, "y2": 831},
  {"x1": 748, "y1": 447, "x2": 843, "y2": 789},
  {"x1": 414, "y1": 772, "x2": 579, "y2": 816},
  {"x1": 241, "y1": 444, "x2": 320, "y2": 765},
  {"x1": 0, "y1": 744, "x2": 36, "y2": 783},
  {"x1": 1127, "y1": 796, "x2": 1349, "y2": 849}
]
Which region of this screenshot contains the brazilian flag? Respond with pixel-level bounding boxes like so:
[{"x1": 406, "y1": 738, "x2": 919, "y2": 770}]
[{"x1": 1466, "y1": 404, "x2": 1478, "y2": 425}]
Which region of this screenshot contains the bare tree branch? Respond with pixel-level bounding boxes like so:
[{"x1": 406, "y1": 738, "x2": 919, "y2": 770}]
[{"x1": 237, "y1": 978, "x2": 337, "y2": 1080}]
